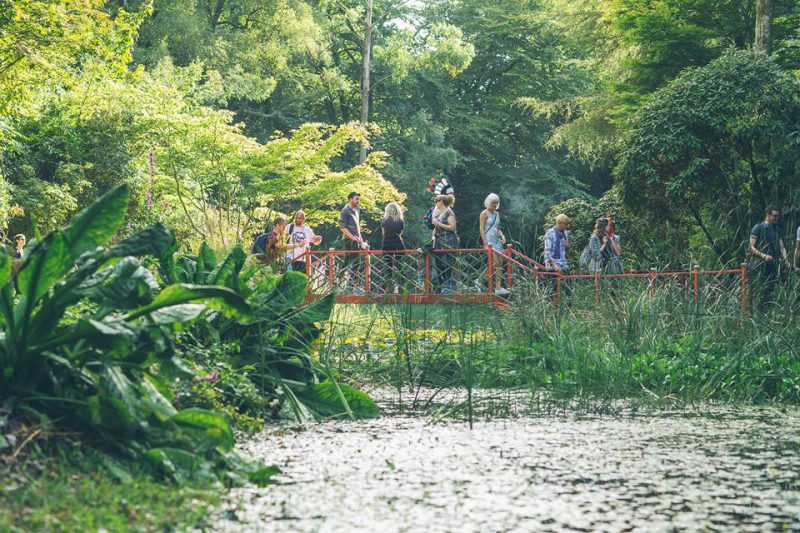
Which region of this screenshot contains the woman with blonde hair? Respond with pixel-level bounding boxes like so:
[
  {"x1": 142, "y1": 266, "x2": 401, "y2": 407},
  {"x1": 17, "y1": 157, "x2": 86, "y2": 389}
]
[
  {"x1": 479, "y1": 193, "x2": 509, "y2": 295},
  {"x1": 381, "y1": 201, "x2": 406, "y2": 293}
]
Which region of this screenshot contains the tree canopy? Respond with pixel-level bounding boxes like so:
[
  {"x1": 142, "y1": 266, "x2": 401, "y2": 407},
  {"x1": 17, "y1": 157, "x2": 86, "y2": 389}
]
[{"x1": 2, "y1": 0, "x2": 800, "y2": 262}]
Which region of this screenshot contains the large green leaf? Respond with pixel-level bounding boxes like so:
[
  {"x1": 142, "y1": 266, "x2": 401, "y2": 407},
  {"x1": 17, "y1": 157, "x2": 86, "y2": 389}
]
[
  {"x1": 87, "y1": 394, "x2": 138, "y2": 437},
  {"x1": 294, "y1": 382, "x2": 380, "y2": 420},
  {"x1": 287, "y1": 293, "x2": 335, "y2": 324},
  {"x1": 198, "y1": 243, "x2": 217, "y2": 279},
  {"x1": 148, "y1": 304, "x2": 207, "y2": 325},
  {"x1": 170, "y1": 408, "x2": 235, "y2": 452},
  {"x1": 125, "y1": 284, "x2": 252, "y2": 322},
  {"x1": 211, "y1": 245, "x2": 246, "y2": 290},
  {"x1": 193, "y1": 249, "x2": 206, "y2": 284},
  {"x1": 145, "y1": 447, "x2": 210, "y2": 484},
  {"x1": 63, "y1": 184, "x2": 130, "y2": 263},
  {"x1": 107, "y1": 223, "x2": 177, "y2": 259},
  {"x1": 17, "y1": 232, "x2": 68, "y2": 306},
  {"x1": 80, "y1": 257, "x2": 159, "y2": 310},
  {"x1": 0, "y1": 248, "x2": 10, "y2": 290},
  {"x1": 253, "y1": 271, "x2": 308, "y2": 317},
  {"x1": 140, "y1": 376, "x2": 178, "y2": 420},
  {"x1": 99, "y1": 365, "x2": 143, "y2": 422},
  {"x1": 175, "y1": 256, "x2": 197, "y2": 284}
]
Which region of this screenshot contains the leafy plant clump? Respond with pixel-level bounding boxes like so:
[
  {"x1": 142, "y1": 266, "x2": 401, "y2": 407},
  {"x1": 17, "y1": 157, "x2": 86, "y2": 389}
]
[
  {"x1": 163, "y1": 242, "x2": 381, "y2": 422},
  {"x1": 0, "y1": 184, "x2": 275, "y2": 485}
]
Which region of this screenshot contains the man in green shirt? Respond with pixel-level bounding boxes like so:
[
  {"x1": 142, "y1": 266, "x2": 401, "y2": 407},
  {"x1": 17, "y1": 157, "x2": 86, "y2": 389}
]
[{"x1": 749, "y1": 205, "x2": 789, "y2": 309}]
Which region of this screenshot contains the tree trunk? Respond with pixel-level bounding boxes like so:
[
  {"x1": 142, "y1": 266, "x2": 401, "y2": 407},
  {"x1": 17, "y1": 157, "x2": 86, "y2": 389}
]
[
  {"x1": 359, "y1": 0, "x2": 373, "y2": 164},
  {"x1": 755, "y1": 0, "x2": 773, "y2": 55}
]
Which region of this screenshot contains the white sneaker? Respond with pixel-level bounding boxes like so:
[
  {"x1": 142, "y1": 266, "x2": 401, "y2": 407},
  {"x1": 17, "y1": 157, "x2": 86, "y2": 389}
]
[{"x1": 495, "y1": 287, "x2": 510, "y2": 296}]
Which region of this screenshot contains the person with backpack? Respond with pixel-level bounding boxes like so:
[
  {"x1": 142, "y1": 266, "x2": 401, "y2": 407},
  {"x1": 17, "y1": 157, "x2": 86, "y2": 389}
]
[
  {"x1": 749, "y1": 205, "x2": 790, "y2": 309},
  {"x1": 252, "y1": 217, "x2": 311, "y2": 272},
  {"x1": 285, "y1": 210, "x2": 322, "y2": 273},
  {"x1": 479, "y1": 193, "x2": 509, "y2": 296}
]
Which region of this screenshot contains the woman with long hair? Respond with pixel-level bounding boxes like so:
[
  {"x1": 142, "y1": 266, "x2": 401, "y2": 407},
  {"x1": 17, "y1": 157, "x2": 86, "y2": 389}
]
[
  {"x1": 381, "y1": 201, "x2": 406, "y2": 293},
  {"x1": 587, "y1": 217, "x2": 622, "y2": 274},
  {"x1": 431, "y1": 194, "x2": 458, "y2": 292}
]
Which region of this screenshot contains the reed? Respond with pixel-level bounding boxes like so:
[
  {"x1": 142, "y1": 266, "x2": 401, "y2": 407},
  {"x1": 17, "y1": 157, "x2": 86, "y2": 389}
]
[{"x1": 321, "y1": 273, "x2": 800, "y2": 414}]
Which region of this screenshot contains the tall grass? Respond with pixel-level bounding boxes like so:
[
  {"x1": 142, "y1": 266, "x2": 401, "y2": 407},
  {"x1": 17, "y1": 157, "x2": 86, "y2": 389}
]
[{"x1": 320, "y1": 273, "x2": 800, "y2": 414}]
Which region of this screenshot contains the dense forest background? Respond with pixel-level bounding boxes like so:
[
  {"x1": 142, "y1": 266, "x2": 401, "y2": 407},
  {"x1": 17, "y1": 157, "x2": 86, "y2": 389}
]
[{"x1": 3, "y1": 0, "x2": 800, "y2": 267}]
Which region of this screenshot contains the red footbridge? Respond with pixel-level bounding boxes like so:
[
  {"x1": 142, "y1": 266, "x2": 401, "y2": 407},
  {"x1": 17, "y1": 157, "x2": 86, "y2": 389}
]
[{"x1": 301, "y1": 247, "x2": 750, "y2": 311}]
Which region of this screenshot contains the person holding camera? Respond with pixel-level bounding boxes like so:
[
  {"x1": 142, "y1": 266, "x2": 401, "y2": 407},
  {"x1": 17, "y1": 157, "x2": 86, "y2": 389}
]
[{"x1": 587, "y1": 218, "x2": 622, "y2": 275}]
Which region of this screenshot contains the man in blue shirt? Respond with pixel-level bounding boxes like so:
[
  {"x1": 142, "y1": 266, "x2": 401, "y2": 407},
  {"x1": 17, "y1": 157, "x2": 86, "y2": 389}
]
[
  {"x1": 543, "y1": 214, "x2": 571, "y2": 297},
  {"x1": 544, "y1": 214, "x2": 571, "y2": 272}
]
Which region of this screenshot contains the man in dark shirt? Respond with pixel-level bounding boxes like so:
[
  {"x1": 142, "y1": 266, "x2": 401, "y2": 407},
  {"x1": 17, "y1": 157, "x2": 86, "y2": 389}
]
[
  {"x1": 339, "y1": 192, "x2": 368, "y2": 292},
  {"x1": 749, "y1": 205, "x2": 789, "y2": 309}
]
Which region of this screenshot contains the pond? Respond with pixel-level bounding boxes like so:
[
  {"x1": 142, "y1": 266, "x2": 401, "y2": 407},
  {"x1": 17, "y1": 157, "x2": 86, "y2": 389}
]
[{"x1": 223, "y1": 400, "x2": 800, "y2": 531}]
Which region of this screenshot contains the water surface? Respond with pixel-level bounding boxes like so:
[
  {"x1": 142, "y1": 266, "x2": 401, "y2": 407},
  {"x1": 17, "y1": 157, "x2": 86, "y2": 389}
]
[{"x1": 224, "y1": 406, "x2": 800, "y2": 532}]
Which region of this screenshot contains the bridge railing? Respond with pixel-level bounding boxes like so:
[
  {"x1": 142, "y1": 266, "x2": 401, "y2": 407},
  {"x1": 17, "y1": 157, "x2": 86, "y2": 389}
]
[
  {"x1": 302, "y1": 247, "x2": 749, "y2": 312},
  {"x1": 305, "y1": 247, "x2": 513, "y2": 303}
]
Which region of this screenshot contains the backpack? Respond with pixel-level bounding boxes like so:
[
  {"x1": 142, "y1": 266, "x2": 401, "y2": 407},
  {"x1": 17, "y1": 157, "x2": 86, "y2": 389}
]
[
  {"x1": 579, "y1": 244, "x2": 592, "y2": 271},
  {"x1": 252, "y1": 231, "x2": 280, "y2": 264},
  {"x1": 423, "y1": 208, "x2": 435, "y2": 230},
  {"x1": 252, "y1": 233, "x2": 268, "y2": 254}
]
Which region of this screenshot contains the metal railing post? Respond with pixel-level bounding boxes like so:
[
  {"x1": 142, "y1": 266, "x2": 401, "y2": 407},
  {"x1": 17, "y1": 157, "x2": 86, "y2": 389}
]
[
  {"x1": 649, "y1": 267, "x2": 657, "y2": 299},
  {"x1": 740, "y1": 262, "x2": 748, "y2": 315},
  {"x1": 425, "y1": 252, "x2": 431, "y2": 297},
  {"x1": 328, "y1": 248, "x2": 335, "y2": 290},
  {"x1": 305, "y1": 248, "x2": 311, "y2": 297},
  {"x1": 506, "y1": 245, "x2": 513, "y2": 289},
  {"x1": 487, "y1": 247, "x2": 494, "y2": 295},
  {"x1": 693, "y1": 265, "x2": 700, "y2": 305},
  {"x1": 364, "y1": 249, "x2": 371, "y2": 294}
]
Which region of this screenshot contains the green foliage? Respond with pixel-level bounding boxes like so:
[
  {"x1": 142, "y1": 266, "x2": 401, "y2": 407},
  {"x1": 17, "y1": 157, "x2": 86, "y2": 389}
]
[
  {"x1": 0, "y1": 185, "x2": 278, "y2": 484},
  {"x1": 533, "y1": 0, "x2": 800, "y2": 168},
  {"x1": 0, "y1": 444, "x2": 218, "y2": 531},
  {"x1": 3, "y1": 63, "x2": 403, "y2": 246},
  {"x1": 294, "y1": 382, "x2": 381, "y2": 419},
  {"x1": 0, "y1": 0, "x2": 150, "y2": 118},
  {"x1": 164, "y1": 242, "x2": 379, "y2": 421},
  {"x1": 616, "y1": 50, "x2": 800, "y2": 262}
]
